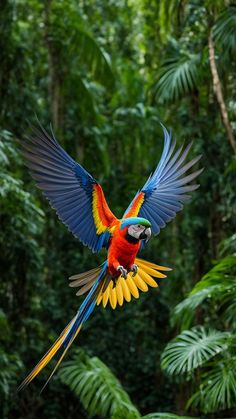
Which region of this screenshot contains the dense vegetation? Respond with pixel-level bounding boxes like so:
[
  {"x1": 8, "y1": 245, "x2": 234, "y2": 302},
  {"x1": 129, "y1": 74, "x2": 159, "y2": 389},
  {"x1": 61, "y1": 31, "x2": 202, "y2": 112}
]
[{"x1": 1, "y1": 0, "x2": 236, "y2": 418}]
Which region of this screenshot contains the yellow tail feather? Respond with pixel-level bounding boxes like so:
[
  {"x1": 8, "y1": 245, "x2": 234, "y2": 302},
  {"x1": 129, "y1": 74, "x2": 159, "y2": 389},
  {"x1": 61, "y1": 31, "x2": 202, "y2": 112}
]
[
  {"x1": 109, "y1": 287, "x2": 117, "y2": 309},
  {"x1": 133, "y1": 273, "x2": 149, "y2": 292},
  {"x1": 136, "y1": 258, "x2": 172, "y2": 271},
  {"x1": 17, "y1": 318, "x2": 81, "y2": 392},
  {"x1": 96, "y1": 258, "x2": 171, "y2": 309},
  {"x1": 138, "y1": 268, "x2": 158, "y2": 287},
  {"x1": 40, "y1": 325, "x2": 81, "y2": 393},
  {"x1": 102, "y1": 285, "x2": 110, "y2": 308},
  {"x1": 120, "y1": 277, "x2": 131, "y2": 302},
  {"x1": 126, "y1": 275, "x2": 139, "y2": 298},
  {"x1": 116, "y1": 281, "x2": 124, "y2": 306}
]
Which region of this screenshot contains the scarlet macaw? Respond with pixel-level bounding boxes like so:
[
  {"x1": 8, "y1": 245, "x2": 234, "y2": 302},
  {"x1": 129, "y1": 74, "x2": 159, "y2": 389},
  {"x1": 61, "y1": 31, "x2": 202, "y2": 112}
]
[{"x1": 18, "y1": 124, "x2": 202, "y2": 390}]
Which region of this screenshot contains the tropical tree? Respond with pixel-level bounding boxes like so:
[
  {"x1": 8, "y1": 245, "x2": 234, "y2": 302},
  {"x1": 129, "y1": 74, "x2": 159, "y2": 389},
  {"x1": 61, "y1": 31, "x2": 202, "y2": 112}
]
[
  {"x1": 152, "y1": 1, "x2": 236, "y2": 154},
  {"x1": 43, "y1": 0, "x2": 115, "y2": 129}
]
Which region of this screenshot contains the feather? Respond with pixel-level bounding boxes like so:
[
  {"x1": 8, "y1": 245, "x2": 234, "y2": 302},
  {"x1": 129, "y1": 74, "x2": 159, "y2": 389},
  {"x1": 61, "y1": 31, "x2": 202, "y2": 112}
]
[
  {"x1": 18, "y1": 263, "x2": 107, "y2": 391},
  {"x1": 102, "y1": 285, "x2": 110, "y2": 308},
  {"x1": 122, "y1": 126, "x2": 202, "y2": 238},
  {"x1": 126, "y1": 275, "x2": 139, "y2": 298},
  {"x1": 138, "y1": 269, "x2": 159, "y2": 286},
  {"x1": 76, "y1": 280, "x2": 96, "y2": 296},
  {"x1": 69, "y1": 267, "x2": 101, "y2": 282},
  {"x1": 120, "y1": 278, "x2": 131, "y2": 302},
  {"x1": 109, "y1": 287, "x2": 117, "y2": 309},
  {"x1": 135, "y1": 258, "x2": 172, "y2": 271},
  {"x1": 22, "y1": 124, "x2": 118, "y2": 252},
  {"x1": 116, "y1": 280, "x2": 124, "y2": 306},
  {"x1": 133, "y1": 274, "x2": 148, "y2": 292}
]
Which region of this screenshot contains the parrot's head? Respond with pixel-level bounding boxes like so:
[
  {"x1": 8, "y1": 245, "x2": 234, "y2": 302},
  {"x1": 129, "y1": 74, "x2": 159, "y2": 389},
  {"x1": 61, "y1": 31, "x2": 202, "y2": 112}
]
[{"x1": 120, "y1": 217, "x2": 152, "y2": 243}]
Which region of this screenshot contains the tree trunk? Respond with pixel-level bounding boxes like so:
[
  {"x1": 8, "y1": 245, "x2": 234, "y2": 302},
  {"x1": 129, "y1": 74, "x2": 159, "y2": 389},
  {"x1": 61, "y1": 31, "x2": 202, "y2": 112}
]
[{"x1": 208, "y1": 30, "x2": 236, "y2": 154}]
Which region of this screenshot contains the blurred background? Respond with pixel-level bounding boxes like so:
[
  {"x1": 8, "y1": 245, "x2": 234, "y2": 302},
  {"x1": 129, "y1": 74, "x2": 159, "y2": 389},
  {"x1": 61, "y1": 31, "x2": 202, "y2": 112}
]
[{"x1": 1, "y1": 0, "x2": 236, "y2": 418}]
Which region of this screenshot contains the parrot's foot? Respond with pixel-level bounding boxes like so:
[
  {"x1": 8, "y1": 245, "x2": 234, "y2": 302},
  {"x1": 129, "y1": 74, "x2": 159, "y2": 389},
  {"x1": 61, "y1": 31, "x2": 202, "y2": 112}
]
[
  {"x1": 117, "y1": 265, "x2": 127, "y2": 279},
  {"x1": 130, "y1": 264, "x2": 138, "y2": 277}
]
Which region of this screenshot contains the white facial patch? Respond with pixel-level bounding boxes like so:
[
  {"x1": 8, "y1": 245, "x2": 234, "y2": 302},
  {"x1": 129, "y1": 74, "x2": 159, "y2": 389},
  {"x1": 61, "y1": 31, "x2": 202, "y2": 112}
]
[{"x1": 127, "y1": 224, "x2": 146, "y2": 240}]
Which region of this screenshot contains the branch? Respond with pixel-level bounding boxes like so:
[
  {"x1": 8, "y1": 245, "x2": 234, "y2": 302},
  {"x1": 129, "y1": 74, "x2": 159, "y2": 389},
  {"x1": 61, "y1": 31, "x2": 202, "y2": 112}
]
[{"x1": 208, "y1": 30, "x2": 236, "y2": 154}]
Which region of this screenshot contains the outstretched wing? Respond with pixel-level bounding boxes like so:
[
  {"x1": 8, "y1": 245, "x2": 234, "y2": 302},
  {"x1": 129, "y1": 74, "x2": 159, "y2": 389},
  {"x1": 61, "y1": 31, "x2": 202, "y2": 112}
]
[
  {"x1": 22, "y1": 124, "x2": 118, "y2": 252},
  {"x1": 123, "y1": 126, "x2": 203, "y2": 236}
]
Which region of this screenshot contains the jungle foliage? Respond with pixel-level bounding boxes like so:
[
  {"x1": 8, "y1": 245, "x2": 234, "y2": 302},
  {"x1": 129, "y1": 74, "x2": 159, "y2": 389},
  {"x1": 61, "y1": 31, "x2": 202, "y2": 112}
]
[{"x1": 1, "y1": 0, "x2": 236, "y2": 418}]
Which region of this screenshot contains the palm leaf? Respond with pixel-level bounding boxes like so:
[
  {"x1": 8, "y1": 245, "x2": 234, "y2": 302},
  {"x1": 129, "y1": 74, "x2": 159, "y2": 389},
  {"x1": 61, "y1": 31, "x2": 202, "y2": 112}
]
[
  {"x1": 213, "y1": 6, "x2": 236, "y2": 57},
  {"x1": 172, "y1": 256, "x2": 236, "y2": 328},
  {"x1": 59, "y1": 350, "x2": 140, "y2": 418},
  {"x1": 196, "y1": 255, "x2": 236, "y2": 280},
  {"x1": 142, "y1": 413, "x2": 199, "y2": 419},
  {"x1": 171, "y1": 288, "x2": 210, "y2": 330},
  {"x1": 219, "y1": 233, "x2": 236, "y2": 256},
  {"x1": 161, "y1": 327, "x2": 230, "y2": 375},
  {"x1": 187, "y1": 356, "x2": 236, "y2": 413},
  {"x1": 153, "y1": 53, "x2": 200, "y2": 102}
]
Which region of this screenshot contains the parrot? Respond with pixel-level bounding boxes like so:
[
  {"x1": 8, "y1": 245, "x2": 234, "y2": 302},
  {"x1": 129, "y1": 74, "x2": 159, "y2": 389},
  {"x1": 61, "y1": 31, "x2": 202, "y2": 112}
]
[{"x1": 18, "y1": 123, "x2": 202, "y2": 391}]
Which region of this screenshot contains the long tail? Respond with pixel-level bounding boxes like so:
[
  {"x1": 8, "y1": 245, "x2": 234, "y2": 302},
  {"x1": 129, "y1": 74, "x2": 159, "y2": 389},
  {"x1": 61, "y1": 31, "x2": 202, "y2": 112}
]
[{"x1": 17, "y1": 262, "x2": 107, "y2": 392}]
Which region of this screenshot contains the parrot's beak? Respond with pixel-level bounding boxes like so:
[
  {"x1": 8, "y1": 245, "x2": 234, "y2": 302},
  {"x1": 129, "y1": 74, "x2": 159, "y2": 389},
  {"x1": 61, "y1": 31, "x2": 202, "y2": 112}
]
[
  {"x1": 139, "y1": 227, "x2": 151, "y2": 242},
  {"x1": 145, "y1": 227, "x2": 151, "y2": 242}
]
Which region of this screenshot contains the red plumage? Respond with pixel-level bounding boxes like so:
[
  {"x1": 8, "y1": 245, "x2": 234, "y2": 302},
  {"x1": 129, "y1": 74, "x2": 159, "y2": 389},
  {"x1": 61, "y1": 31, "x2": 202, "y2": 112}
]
[{"x1": 108, "y1": 225, "x2": 140, "y2": 277}]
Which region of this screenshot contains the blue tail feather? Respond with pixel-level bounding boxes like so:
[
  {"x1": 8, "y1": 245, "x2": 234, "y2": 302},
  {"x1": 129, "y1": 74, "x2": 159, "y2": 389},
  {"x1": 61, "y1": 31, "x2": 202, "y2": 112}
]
[
  {"x1": 63, "y1": 261, "x2": 107, "y2": 348},
  {"x1": 17, "y1": 261, "x2": 108, "y2": 392}
]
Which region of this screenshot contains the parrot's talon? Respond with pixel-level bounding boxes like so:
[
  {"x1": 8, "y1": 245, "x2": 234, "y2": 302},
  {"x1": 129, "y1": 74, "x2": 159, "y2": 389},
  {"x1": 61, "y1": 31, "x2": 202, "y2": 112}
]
[
  {"x1": 117, "y1": 265, "x2": 127, "y2": 279},
  {"x1": 130, "y1": 264, "x2": 138, "y2": 277}
]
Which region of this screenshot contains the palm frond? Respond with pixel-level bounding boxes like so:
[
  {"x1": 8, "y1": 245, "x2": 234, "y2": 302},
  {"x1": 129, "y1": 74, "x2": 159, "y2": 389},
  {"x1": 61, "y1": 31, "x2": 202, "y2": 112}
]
[
  {"x1": 161, "y1": 327, "x2": 230, "y2": 375},
  {"x1": 142, "y1": 413, "x2": 199, "y2": 419},
  {"x1": 171, "y1": 289, "x2": 209, "y2": 330},
  {"x1": 172, "y1": 256, "x2": 236, "y2": 328},
  {"x1": 153, "y1": 53, "x2": 200, "y2": 103},
  {"x1": 195, "y1": 255, "x2": 236, "y2": 282},
  {"x1": 213, "y1": 6, "x2": 236, "y2": 57},
  {"x1": 187, "y1": 356, "x2": 236, "y2": 413},
  {"x1": 59, "y1": 350, "x2": 140, "y2": 418},
  {"x1": 219, "y1": 233, "x2": 236, "y2": 256},
  {"x1": 221, "y1": 297, "x2": 236, "y2": 325}
]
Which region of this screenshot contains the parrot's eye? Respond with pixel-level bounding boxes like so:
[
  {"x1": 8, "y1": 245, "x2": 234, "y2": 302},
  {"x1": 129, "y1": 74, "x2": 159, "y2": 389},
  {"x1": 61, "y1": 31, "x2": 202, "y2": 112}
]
[{"x1": 137, "y1": 225, "x2": 141, "y2": 228}]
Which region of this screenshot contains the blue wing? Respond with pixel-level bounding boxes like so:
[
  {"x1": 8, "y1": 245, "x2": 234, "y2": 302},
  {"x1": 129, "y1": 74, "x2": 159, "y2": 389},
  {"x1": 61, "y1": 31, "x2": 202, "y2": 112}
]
[
  {"x1": 124, "y1": 125, "x2": 203, "y2": 236},
  {"x1": 22, "y1": 124, "x2": 117, "y2": 252}
]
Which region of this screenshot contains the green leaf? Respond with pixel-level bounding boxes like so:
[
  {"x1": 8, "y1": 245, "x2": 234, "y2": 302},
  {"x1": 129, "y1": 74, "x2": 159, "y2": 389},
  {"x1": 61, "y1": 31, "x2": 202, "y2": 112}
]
[
  {"x1": 142, "y1": 413, "x2": 199, "y2": 419},
  {"x1": 158, "y1": 0, "x2": 183, "y2": 42},
  {"x1": 214, "y1": 6, "x2": 236, "y2": 57},
  {"x1": 187, "y1": 357, "x2": 236, "y2": 413},
  {"x1": 153, "y1": 52, "x2": 200, "y2": 102},
  {"x1": 59, "y1": 350, "x2": 141, "y2": 418},
  {"x1": 161, "y1": 327, "x2": 230, "y2": 375},
  {"x1": 172, "y1": 256, "x2": 236, "y2": 328},
  {"x1": 219, "y1": 232, "x2": 236, "y2": 256}
]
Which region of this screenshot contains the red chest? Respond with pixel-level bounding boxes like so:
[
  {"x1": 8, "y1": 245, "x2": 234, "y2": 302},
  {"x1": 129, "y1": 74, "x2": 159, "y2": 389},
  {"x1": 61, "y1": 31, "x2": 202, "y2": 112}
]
[{"x1": 107, "y1": 227, "x2": 140, "y2": 276}]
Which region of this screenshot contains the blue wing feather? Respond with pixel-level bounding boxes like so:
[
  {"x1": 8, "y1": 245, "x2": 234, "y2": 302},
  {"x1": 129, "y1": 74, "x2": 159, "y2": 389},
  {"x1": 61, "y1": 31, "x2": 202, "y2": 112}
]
[
  {"x1": 22, "y1": 126, "x2": 112, "y2": 252},
  {"x1": 123, "y1": 126, "x2": 203, "y2": 238}
]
